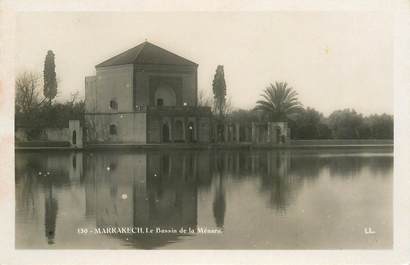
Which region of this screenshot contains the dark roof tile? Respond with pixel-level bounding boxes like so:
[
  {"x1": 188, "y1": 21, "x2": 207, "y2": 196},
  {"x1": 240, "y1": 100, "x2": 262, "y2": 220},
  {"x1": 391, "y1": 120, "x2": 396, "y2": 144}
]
[{"x1": 96, "y1": 41, "x2": 197, "y2": 67}]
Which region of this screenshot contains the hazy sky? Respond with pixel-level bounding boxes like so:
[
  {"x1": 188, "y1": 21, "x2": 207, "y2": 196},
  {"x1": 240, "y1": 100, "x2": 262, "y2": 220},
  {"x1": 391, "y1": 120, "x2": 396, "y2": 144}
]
[{"x1": 15, "y1": 12, "x2": 393, "y2": 115}]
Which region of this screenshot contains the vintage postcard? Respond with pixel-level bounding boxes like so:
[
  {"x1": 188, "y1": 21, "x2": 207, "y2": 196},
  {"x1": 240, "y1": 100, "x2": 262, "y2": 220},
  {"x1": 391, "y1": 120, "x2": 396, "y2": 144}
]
[{"x1": 1, "y1": 0, "x2": 410, "y2": 264}]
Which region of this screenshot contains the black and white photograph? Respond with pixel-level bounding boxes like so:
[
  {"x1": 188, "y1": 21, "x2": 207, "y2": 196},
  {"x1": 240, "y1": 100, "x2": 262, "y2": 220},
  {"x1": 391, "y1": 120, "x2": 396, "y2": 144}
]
[{"x1": 1, "y1": 0, "x2": 410, "y2": 264}]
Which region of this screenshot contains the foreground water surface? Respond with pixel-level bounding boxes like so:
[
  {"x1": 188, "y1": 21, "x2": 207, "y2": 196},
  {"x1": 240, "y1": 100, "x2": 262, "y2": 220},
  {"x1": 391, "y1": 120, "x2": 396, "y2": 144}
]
[{"x1": 15, "y1": 148, "x2": 393, "y2": 249}]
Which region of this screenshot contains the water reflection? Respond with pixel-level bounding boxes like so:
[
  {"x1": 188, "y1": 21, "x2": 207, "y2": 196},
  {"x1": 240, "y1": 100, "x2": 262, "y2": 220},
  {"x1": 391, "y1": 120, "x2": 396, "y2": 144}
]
[
  {"x1": 44, "y1": 182, "x2": 58, "y2": 245},
  {"x1": 82, "y1": 151, "x2": 199, "y2": 249},
  {"x1": 15, "y1": 148, "x2": 393, "y2": 249},
  {"x1": 213, "y1": 157, "x2": 226, "y2": 228},
  {"x1": 15, "y1": 152, "x2": 83, "y2": 246}
]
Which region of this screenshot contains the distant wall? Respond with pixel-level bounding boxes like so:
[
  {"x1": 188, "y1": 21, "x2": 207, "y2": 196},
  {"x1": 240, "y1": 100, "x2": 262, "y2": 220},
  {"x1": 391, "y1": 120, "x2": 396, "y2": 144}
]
[
  {"x1": 85, "y1": 113, "x2": 146, "y2": 143},
  {"x1": 15, "y1": 120, "x2": 83, "y2": 148},
  {"x1": 45, "y1": 128, "x2": 69, "y2": 141},
  {"x1": 15, "y1": 127, "x2": 67, "y2": 142},
  {"x1": 69, "y1": 120, "x2": 83, "y2": 148}
]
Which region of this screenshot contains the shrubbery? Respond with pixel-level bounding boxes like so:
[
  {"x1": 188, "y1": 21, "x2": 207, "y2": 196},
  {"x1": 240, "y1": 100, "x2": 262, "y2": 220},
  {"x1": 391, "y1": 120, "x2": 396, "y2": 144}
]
[
  {"x1": 226, "y1": 108, "x2": 393, "y2": 140},
  {"x1": 15, "y1": 100, "x2": 84, "y2": 129}
]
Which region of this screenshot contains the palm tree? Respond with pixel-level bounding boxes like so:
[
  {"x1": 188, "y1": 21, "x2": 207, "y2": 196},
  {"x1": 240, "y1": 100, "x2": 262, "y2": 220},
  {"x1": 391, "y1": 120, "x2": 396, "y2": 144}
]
[{"x1": 255, "y1": 82, "x2": 303, "y2": 121}]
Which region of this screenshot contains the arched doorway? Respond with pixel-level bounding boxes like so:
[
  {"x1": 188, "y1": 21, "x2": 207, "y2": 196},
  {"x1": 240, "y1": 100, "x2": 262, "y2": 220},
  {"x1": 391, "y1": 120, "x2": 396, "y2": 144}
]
[
  {"x1": 187, "y1": 122, "x2": 195, "y2": 143},
  {"x1": 72, "y1": 130, "x2": 77, "y2": 145},
  {"x1": 162, "y1": 123, "x2": 170, "y2": 142},
  {"x1": 174, "y1": 120, "x2": 184, "y2": 142}
]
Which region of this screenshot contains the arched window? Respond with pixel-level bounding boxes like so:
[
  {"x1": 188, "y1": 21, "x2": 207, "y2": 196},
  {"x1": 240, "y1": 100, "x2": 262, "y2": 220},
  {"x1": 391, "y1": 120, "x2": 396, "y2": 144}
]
[
  {"x1": 109, "y1": 124, "x2": 117, "y2": 135},
  {"x1": 110, "y1": 100, "x2": 118, "y2": 110}
]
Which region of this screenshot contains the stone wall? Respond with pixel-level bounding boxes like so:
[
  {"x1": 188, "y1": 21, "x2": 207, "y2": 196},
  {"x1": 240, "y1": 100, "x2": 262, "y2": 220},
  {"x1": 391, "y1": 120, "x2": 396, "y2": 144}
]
[
  {"x1": 86, "y1": 64, "x2": 134, "y2": 113},
  {"x1": 198, "y1": 117, "x2": 211, "y2": 143},
  {"x1": 45, "y1": 128, "x2": 69, "y2": 141},
  {"x1": 15, "y1": 120, "x2": 83, "y2": 147},
  {"x1": 146, "y1": 115, "x2": 161, "y2": 143},
  {"x1": 85, "y1": 113, "x2": 146, "y2": 143},
  {"x1": 69, "y1": 120, "x2": 83, "y2": 148}
]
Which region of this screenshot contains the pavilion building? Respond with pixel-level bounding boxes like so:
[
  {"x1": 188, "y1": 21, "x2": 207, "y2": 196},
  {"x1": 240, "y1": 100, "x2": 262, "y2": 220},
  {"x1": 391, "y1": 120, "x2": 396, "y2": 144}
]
[{"x1": 84, "y1": 41, "x2": 212, "y2": 144}]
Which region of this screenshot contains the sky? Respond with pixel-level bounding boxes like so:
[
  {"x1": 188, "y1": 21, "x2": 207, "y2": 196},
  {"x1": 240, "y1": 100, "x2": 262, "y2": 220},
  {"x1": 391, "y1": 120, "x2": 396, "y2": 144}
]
[{"x1": 15, "y1": 11, "x2": 393, "y2": 115}]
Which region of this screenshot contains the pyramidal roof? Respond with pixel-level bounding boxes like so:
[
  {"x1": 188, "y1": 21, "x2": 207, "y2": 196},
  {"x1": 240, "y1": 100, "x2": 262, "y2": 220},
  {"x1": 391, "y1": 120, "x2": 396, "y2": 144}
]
[{"x1": 96, "y1": 41, "x2": 197, "y2": 68}]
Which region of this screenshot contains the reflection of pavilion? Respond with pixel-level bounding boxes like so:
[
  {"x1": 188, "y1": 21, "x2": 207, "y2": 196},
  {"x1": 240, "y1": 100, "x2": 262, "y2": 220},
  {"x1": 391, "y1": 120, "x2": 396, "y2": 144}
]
[
  {"x1": 82, "y1": 149, "x2": 326, "y2": 248},
  {"x1": 84, "y1": 151, "x2": 201, "y2": 248},
  {"x1": 15, "y1": 149, "x2": 392, "y2": 249}
]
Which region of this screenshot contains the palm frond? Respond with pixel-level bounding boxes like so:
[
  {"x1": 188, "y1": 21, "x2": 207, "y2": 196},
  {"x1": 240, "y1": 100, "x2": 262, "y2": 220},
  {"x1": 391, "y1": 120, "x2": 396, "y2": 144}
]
[{"x1": 255, "y1": 81, "x2": 303, "y2": 122}]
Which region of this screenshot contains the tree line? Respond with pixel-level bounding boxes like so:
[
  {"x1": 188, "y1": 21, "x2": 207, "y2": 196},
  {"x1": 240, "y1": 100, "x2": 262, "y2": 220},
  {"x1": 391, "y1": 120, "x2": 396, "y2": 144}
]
[
  {"x1": 205, "y1": 67, "x2": 393, "y2": 140},
  {"x1": 226, "y1": 107, "x2": 393, "y2": 140}
]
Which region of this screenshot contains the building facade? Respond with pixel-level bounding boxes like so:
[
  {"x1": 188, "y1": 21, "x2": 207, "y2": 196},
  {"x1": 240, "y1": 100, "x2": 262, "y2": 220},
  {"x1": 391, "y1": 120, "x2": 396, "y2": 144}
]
[{"x1": 85, "y1": 41, "x2": 212, "y2": 144}]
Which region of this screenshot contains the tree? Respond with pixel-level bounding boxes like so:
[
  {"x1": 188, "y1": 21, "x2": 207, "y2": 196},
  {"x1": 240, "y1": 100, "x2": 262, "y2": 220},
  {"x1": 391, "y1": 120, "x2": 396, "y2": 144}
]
[
  {"x1": 15, "y1": 71, "x2": 44, "y2": 139},
  {"x1": 366, "y1": 114, "x2": 393, "y2": 139},
  {"x1": 197, "y1": 89, "x2": 213, "y2": 108},
  {"x1": 15, "y1": 88, "x2": 85, "y2": 139},
  {"x1": 39, "y1": 94, "x2": 85, "y2": 128},
  {"x1": 292, "y1": 107, "x2": 331, "y2": 139},
  {"x1": 228, "y1": 108, "x2": 260, "y2": 124},
  {"x1": 212, "y1": 65, "x2": 227, "y2": 118},
  {"x1": 255, "y1": 81, "x2": 303, "y2": 122},
  {"x1": 43, "y1": 50, "x2": 57, "y2": 104},
  {"x1": 15, "y1": 71, "x2": 41, "y2": 114},
  {"x1": 328, "y1": 109, "x2": 364, "y2": 139}
]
